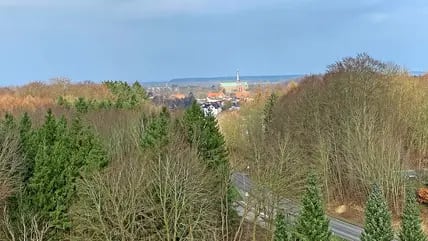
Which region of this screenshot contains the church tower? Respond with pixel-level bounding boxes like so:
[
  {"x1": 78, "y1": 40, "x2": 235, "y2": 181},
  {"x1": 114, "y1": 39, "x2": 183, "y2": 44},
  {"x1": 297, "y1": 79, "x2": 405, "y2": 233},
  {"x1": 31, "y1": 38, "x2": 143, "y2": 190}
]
[{"x1": 236, "y1": 70, "x2": 243, "y2": 92}]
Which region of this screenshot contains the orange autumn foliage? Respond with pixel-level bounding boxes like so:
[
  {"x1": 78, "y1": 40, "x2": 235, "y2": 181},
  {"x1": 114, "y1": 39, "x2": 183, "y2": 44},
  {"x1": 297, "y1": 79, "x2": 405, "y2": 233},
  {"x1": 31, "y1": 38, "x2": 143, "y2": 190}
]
[
  {"x1": 0, "y1": 94, "x2": 54, "y2": 113},
  {"x1": 0, "y1": 81, "x2": 114, "y2": 113},
  {"x1": 418, "y1": 187, "x2": 428, "y2": 204}
]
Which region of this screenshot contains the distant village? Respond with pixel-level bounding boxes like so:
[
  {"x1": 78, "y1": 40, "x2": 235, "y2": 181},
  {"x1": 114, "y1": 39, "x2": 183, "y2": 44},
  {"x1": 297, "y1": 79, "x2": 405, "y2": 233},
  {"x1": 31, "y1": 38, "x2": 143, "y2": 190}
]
[{"x1": 147, "y1": 71, "x2": 252, "y2": 116}]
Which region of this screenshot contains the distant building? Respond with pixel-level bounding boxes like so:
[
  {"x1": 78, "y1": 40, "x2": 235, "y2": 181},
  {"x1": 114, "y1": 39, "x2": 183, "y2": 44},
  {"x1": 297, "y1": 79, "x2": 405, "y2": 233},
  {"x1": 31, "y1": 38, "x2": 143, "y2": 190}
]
[
  {"x1": 220, "y1": 70, "x2": 249, "y2": 94},
  {"x1": 201, "y1": 102, "x2": 222, "y2": 117},
  {"x1": 207, "y1": 92, "x2": 225, "y2": 99},
  {"x1": 220, "y1": 82, "x2": 249, "y2": 94}
]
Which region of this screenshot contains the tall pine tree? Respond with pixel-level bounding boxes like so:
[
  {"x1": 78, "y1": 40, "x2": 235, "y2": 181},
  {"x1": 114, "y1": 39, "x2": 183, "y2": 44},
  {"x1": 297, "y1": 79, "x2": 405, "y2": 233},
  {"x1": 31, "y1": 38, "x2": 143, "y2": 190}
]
[
  {"x1": 183, "y1": 101, "x2": 235, "y2": 221},
  {"x1": 183, "y1": 101, "x2": 228, "y2": 172},
  {"x1": 19, "y1": 112, "x2": 36, "y2": 183},
  {"x1": 263, "y1": 93, "x2": 278, "y2": 135},
  {"x1": 199, "y1": 113, "x2": 229, "y2": 171},
  {"x1": 28, "y1": 116, "x2": 71, "y2": 229},
  {"x1": 361, "y1": 184, "x2": 394, "y2": 241},
  {"x1": 399, "y1": 187, "x2": 427, "y2": 241},
  {"x1": 183, "y1": 101, "x2": 206, "y2": 144},
  {"x1": 295, "y1": 172, "x2": 331, "y2": 241},
  {"x1": 3, "y1": 112, "x2": 17, "y2": 130},
  {"x1": 74, "y1": 97, "x2": 89, "y2": 113},
  {"x1": 24, "y1": 111, "x2": 108, "y2": 240},
  {"x1": 140, "y1": 107, "x2": 170, "y2": 150},
  {"x1": 69, "y1": 116, "x2": 108, "y2": 174}
]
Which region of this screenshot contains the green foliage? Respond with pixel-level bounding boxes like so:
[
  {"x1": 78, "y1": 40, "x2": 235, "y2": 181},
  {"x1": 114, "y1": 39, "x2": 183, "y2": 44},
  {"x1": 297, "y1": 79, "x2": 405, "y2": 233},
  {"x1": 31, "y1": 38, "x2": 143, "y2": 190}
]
[
  {"x1": 399, "y1": 187, "x2": 427, "y2": 241},
  {"x1": 57, "y1": 96, "x2": 71, "y2": 108},
  {"x1": 274, "y1": 212, "x2": 294, "y2": 241},
  {"x1": 21, "y1": 110, "x2": 107, "y2": 239},
  {"x1": 184, "y1": 101, "x2": 229, "y2": 172},
  {"x1": 40, "y1": 109, "x2": 57, "y2": 147},
  {"x1": 103, "y1": 80, "x2": 148, "y2": 109},
  {"x1": 3, "y1": 113, "x2": 17, "y2": 130},
  {"x1": 295, "y1": 172, "x2": 331, "y2": 241},
  {"x1": 140, "y1": 107, "x2": 170, "y2": 150},
  {"x1": 132, "y1": 81, "x2": 148, "y2": 100},
  {"x1": 361, "y1": 184, "x2": 394, "y2": 241},
  {"x1": 201, "y1": 113, "x2": 229, "y2": 171},
  {"x1": 19, "y1": 112, "x2": 37, "y2": 183},
  {"x1": 55, "y1": 81, "x2": 148, "y2": 111},
  {"x1": 183, "y1": 101, "x2": 234, "y2": 221},
  {"x1": 28, "y1": 115, "x2": 70, "y2": 230},
  {"x1": 263, "y1": 92, "x2": 278, "y2": 135},
  {"x1": 183, "y1": 101, "x2": 205, "y2": 142},
  {"x1": 74, "y1": 97, "x2": 89, "y2": 113},
  {"x1": 69, "y1": 116, "x2": 108, "y2": 173}
]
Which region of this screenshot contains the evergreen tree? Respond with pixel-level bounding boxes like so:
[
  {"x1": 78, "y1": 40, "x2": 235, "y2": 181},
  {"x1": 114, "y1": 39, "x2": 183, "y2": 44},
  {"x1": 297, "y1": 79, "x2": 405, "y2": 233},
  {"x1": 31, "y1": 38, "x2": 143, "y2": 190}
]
[
  {"x1": 183, "y1": 101, "x2": 234, "y2": 218},
  {"x1": 183, "y1": 101, "x2": 205, "y2": 143},
  {"x1": 184, "y1": 101, "x2": 229, "y2": 172},
  {"x1": 57, "y1": 96, "x2": 71, "y2": 108},
  {"x1": 274, "y1": 212, "x2": 294, "y2": 241},
  {"x1": 129, "y1": 94, "x2": 138, "y2": 107},
  {"x1": 199, "y1": 113, "x2": 229, "y2": 171},
  {"x1": 25, "y1": 111, "x2": 107, "y2": 239},
  {"x1": 28, "y1": 116, "x2": 70, "y2": 227},
  {"x1": 115, "y1": 97, "x2": 124, "y2": 109},
  {"x1": 132, "y1": 81, "x2": 148, "y2": 100},
  {"x1": 361, "y1": 184, "x2": 394, "y2": 241},
  {"x1": 19, "y1": 112, "x2": 32, "y2": 147},
  {"x1": 295, "y1": 173, "x2": 331, "y2": 241},
  {"x1": 40, "y1": 109, "x2": 57, "y2": 147},
  {"x1": 69, "y1": 116, "x2": 108, "y2": 174},
  {"x1": 2, "y1": 112, "x2": 17, "y2": 131},
  {"x1": 140, "y1": 107, "x2": 170, "y2": 150},
  {"x1": 19, "y1": 112, "x2": 36, "y2": 183},
  {"x1": 74, "y1": 97, "x2": 89, "y2": 113},
  {"x1": 399, "y1": 187, "x2": 427, "y2": 241},
  {"x1": 263, "y1": 93, "x2": 278, "y2": 135}
]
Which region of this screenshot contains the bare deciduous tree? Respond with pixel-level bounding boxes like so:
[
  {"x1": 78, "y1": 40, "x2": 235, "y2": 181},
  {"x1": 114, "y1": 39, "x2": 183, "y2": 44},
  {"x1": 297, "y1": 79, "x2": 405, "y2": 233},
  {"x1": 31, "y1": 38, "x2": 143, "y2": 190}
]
[{"x1": 70, "y1": 133, "x2": 223, "y2": 241}]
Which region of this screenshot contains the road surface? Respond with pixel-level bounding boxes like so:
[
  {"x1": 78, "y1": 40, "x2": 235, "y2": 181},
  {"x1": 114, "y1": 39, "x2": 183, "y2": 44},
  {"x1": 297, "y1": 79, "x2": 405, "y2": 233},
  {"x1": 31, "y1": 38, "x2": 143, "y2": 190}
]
[{"x1": 231, "y1": 172, "x2": 363, "y2": 241}]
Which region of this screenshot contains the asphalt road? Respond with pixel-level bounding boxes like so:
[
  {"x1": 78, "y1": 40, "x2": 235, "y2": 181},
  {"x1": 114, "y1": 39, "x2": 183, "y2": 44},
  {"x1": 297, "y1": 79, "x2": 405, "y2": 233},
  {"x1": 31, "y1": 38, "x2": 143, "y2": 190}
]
[{"x1": 231, "y1": 172, "x2": 363, "y2": 241}]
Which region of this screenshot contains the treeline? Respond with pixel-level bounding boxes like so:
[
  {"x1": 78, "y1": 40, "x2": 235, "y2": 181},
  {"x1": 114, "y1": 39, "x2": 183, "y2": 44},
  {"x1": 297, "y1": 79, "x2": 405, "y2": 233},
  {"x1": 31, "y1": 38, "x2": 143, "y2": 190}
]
[
  {"x1": 0, "y1": 80, "x2": 150, "y2": 113},
  {"x1": 57, "y1": 81, "x2": 148, "y2": 112}
]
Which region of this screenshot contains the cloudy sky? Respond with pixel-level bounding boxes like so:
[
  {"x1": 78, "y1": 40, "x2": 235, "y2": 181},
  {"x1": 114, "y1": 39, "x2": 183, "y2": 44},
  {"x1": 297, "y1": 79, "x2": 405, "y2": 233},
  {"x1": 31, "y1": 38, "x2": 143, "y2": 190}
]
[{"x1": 0, "y1": 0, "x2": 427, "y2": 85}]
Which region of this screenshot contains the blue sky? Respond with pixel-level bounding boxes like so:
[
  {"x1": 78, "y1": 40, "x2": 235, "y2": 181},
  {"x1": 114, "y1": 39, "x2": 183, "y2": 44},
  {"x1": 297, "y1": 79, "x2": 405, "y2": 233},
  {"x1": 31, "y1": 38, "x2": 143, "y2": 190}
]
[{"x1": 0, "y1": 0, "x2": 427, "y2": 85}]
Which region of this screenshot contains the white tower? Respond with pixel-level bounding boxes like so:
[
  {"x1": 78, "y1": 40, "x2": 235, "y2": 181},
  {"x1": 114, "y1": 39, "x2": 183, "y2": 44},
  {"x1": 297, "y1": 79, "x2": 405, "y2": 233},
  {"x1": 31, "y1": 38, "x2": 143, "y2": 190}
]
[{"x1": 236, "y1": 70, "x2": 243, "y2": 92}]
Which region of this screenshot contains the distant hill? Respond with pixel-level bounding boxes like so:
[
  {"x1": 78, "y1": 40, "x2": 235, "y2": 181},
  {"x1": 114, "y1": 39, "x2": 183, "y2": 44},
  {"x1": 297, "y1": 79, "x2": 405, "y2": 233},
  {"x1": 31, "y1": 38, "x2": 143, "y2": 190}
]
[
  {"x1": 142, "y1": 71, "x2": 426, "y2": 87},
  {"x1": 169, "y1": 74, "x2": 303, "y2": 86}
]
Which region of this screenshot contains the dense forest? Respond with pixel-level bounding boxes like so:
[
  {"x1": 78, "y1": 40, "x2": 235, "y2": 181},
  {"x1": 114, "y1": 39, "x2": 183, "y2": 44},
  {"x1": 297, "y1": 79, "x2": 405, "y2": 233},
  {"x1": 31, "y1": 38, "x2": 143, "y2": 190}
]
[{"x1": 1, "y1": 55, "x2": 428, "y2": 240}]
